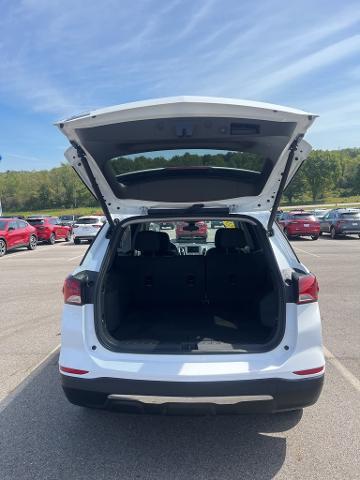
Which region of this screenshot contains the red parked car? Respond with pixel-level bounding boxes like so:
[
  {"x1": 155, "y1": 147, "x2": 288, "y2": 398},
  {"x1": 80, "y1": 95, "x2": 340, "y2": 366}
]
[
  {"x1": 0, "y1": 217, "x2": 38, "y2": 257},
  {"x1": 278, "y1": 211, "x2": 320, "y2": 240},
  {"x1": 175, "y1": 221, "x2": 208, "y2": 243},
  {"x1": 26, "y1": 216, "x2": 72, "y2": 244}
]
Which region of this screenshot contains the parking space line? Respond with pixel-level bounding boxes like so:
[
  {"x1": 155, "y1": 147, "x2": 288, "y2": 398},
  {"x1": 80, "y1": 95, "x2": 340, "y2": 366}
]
[
  {"x1": 324, "y1": 346, "x2": 360, "y2": 392},
  {"x1": 293, "y1": 246, "x2": 320, "y2": 257},
  {"x1": 67, "y1": 254, "x2": 84, "y2": 261}
]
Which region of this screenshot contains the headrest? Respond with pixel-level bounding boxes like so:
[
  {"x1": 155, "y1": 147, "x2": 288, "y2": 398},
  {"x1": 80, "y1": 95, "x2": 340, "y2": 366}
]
[
  {"x1": 215, "y1": 228, "x2": 247, "y2": 249},
  {"x1": 159, "y1": 232, "x2": 171, "y2": 252},
  {"x1": 134, "y1": 231, "x2": 162, "y2": 254}
]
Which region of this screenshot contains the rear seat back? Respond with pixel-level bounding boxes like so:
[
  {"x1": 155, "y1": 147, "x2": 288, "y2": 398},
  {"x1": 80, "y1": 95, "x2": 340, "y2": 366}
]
[
  {"x1": 206, "y1": 229, "x2": 264, "y2": 304},
  {"x1": 116, "y1": 255, "x2": 206, "y2": 307}
]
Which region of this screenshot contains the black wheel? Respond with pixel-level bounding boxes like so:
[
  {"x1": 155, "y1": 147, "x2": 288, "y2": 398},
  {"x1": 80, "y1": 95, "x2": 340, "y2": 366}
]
[
  {"x1": 319, "y1": 231, "x2": 323, "y2": 236},
  {"x1": 358, "y1": 234, "x2": 360, "y2": 239},
  {"x1": 48, "y1": 233, "x2": 56, "y2": 245},
  {"x1": 0, "y1": 239, "x2": 7, "y2": 257},
  {"x1": 284, "y1": 228, "x2": 292, "y2": 239},
  {"x1": 330, "y1": 227, "x2": 337, "y2": 239},
  {"x1": 74, "y1": 238, "x2": 81, "y2": 245},
  {"x1": 65, "y1": 231, "x2": 72, "y2": 242},
  {"x1": 311, "y1": 234, "x2": 319, "y2": 240},
  {"x1": 28, "y1": 235, "x2": 37, "y2": 250}
]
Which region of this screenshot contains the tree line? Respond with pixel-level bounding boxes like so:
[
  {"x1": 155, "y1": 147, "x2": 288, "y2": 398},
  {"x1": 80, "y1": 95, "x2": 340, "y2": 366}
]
[{"x1": 0, "y1": 148, "x2": 359, "y2": 212}]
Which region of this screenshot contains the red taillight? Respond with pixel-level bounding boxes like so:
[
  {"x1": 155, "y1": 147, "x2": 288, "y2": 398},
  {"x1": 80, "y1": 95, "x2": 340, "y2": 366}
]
[
  {"x1": 297, "y1": 273, "x2": 319, "y2": 304},
  {"x1": 63, "y1": 275, "x2": 83, "y2": 305},
  {"x1": 60, "y1": 366, "x2": 89, "y2": 375},
  {"x1": 93, "y1": 224, "x2": 101, "y2": 229},
  {"x1": 293, "y1": 366, "x2": 324, "y2": 375},
  {"x1": 72, "y1": 225, "x2": 78, "y2": 229}
]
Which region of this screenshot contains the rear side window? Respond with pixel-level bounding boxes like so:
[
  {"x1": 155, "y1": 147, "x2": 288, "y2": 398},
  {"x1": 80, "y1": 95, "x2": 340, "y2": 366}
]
[
  {"x1": 17, "y1": 220, "x2": 28, "y2": 228},
  {"x1": 0, "y1": 220, "x2": 8, "y2": 230}
]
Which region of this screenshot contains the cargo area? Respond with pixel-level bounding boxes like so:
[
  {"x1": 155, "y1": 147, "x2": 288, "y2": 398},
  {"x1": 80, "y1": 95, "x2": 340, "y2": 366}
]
[{"x1": 98, "y1": 220, "x2": 285, "y2": 353}]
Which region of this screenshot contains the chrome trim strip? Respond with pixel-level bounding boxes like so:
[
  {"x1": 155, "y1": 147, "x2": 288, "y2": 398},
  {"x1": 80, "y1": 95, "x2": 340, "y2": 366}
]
[{"x1": 107, "y1": 394, "x2": 273, "y2": 405}]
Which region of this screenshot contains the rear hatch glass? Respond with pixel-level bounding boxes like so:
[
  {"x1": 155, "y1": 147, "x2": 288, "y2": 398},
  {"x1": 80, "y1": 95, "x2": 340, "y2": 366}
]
[
  {"x1": 76, "y1": 217, "x2": 100, "y2": 224},
  {"x1": 27, "y1": 219, "x2": 45, "y2": 225},
  {"x1": 340, "y1": 212, "x2": 360, "y2": 219}
]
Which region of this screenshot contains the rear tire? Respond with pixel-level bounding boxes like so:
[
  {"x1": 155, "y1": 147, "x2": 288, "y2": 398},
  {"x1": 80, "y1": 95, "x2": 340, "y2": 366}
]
[
  {"x1": 74, "y1": 238, "x2": 81, "y2": 245},
  {"x1": 311, "y1": 234, "x2": 319, "y2": 240},
  {"x1": 330, "y1": 227, "x2": 337, "y2": 239},
  {"x1": 48, "y1": 233, "x2": 56, "y2": 245},
  {"x1": 0, "y1": 239, "x2": 7, "y2": 257},
  {"x1": 28, "y1": 235, "x2": 37, "y2": 250}
]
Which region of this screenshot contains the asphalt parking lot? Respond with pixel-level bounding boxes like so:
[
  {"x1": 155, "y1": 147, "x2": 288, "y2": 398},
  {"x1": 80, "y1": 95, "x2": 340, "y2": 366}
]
[{"x1": 0, "y1": 235, "x2": 359, "y2": 479}]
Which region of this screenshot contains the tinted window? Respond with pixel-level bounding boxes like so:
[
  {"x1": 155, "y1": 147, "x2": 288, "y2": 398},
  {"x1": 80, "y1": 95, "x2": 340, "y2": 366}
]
[
  {"x1": 289, "y1": 214, "x2": 316, "y2": 221},
  {"x1": 76, "y1": 217, "x2": 100, "y2": 224},
  {"x1": 0, "y1": 221, "x2": 8, "y2": 230},
  {"x1": 27, "y1": 219, "x2": 45, "y2": 225},
  {"x1": 340, "y1": 212, "x2": 360, "y2": 219},
  {"x1": 59, "y1": 215, "x2": 73, "y2": 220},
  {"x1": 17, "y1": 220, "x2": 28, "y2": 228},
  {"x1": 110, "y1": 149, "x2": 266, "y2": 175}
]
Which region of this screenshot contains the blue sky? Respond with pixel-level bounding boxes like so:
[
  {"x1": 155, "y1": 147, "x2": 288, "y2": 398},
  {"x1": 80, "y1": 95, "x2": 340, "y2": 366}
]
[{"x1": 1, "y1": 0, "x2": 360, "y2": 172}]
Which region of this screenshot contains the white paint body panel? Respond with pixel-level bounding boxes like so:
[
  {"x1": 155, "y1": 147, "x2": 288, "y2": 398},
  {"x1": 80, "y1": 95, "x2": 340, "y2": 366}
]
[{"x1": 60, "y1": 215, "x2": 324, "y2": 384}]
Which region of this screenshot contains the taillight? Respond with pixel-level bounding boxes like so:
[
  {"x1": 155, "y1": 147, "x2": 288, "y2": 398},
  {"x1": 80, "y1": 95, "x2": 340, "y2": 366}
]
[
  {"x1": 297, "y1": 273, "x2": 319, "y2": 304},
  {"x1": 60, "y1": 366, "x2": 89, "y2": 375},
  {"x1": 336, "y1": 220, "x2": 346, "y2": 225},
  {"x1": 73, "y1": 225, "x2": 79, "y2": 229},
  {"x1": 93, "y1": 224, "x2": 101, "y2": 229},
  {"x1": 63, "y1": 275, "x2": 83, "y2": 305},
  {"x1": 293, "y1": 366, "x2": 324, "y2": 375}
]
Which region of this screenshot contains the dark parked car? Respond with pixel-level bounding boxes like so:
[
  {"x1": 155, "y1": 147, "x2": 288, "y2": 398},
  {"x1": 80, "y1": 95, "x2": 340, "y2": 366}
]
[
  {"x1": 278, "y1": 211, "x2": 320, "y2": 240},
  {"x1": 27, "y1": 216, "x2": 72, "y2": 244},
  {"x1": 319, "y1": 209, "x2": 360, "y2": 239},
  {"x1": 0, "y1": 217, "x2": 37, "y2": 257}
]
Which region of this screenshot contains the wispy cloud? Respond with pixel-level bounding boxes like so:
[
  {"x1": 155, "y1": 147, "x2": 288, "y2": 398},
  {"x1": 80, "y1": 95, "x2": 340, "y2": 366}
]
[{"x1": 1, "y1": 0, "x2": 360, "y2": 170}]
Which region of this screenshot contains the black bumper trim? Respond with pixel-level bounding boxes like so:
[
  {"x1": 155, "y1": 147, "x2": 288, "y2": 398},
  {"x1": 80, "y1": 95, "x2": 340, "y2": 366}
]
[{"x1": 61, "y1": 374, "x2": 324, "y2": 414}]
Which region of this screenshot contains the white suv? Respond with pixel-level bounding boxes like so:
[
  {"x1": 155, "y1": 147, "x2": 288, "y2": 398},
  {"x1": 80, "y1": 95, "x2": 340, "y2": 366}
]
[{"x1": 57, "y1": 97, "x2": 324, "y2": 414}]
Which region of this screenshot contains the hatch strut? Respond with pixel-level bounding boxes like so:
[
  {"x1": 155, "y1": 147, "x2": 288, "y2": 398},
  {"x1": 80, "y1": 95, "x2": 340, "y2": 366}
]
[
  {"x1": 70, "y1": 142, "x2": 115, "y2": 231},
  {"x1": 267, "y1": 135, "x2": 303, "y2": 236}
]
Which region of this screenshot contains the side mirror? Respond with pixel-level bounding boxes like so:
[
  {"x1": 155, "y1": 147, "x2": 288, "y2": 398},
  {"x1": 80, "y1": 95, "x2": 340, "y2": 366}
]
[{"x1": 8, "y1": 226, "x2": 15, "y2": 231}]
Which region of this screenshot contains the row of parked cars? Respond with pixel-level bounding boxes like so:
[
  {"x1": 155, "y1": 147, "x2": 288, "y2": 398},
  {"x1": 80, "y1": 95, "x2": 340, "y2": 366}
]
[
  {"x1": 276, "y1": 208, "x2": 360, "y2": 240},
  {"x1": 0, "y1": 214, "x2": 106, "y2": 257}
]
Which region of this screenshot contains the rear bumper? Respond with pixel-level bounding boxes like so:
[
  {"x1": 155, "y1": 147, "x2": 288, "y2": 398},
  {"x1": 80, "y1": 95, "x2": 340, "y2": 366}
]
[{"x1": 61, "y1": 374, "x2": 324, "y2": 414}]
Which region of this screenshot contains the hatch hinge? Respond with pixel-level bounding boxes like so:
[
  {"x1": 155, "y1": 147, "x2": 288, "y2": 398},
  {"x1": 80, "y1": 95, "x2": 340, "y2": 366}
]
[
  {"x1": 70, "y1": 141, "x2": 115, "y2": 231},
  {"x1": 267, "y1": 135, "x2": 303, "y2": 236}
]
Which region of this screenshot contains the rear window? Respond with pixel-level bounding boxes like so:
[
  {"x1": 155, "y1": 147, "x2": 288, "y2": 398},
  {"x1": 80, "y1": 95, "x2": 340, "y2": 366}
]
[
  {"x1": 27, "y1": 218, "x2": 45, "y2": 225},
  {"x1": 340, "y1": 212, "x2": 360, "y2": 219},
  {"x1": 0, "y1": 220, "x2": 8, "y2": 230},
  {"x1": 290, "y1": 213, "x2": 316, "y2": 221},
  {"x1": 109, "y1": 149, "x2": 266, "y2": 175},
  {"x1": 60, "y1": 215, "x2": 73, "y2": 220},
  {"x1": 77, "y1": 217, "x2": 100, "y2": 224}
]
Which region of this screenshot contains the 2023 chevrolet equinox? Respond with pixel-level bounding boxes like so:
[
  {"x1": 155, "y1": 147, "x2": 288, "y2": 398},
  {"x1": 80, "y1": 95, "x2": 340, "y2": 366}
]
[{"x1": 56, "y1": 96, "x2": 324, "y2": 414}]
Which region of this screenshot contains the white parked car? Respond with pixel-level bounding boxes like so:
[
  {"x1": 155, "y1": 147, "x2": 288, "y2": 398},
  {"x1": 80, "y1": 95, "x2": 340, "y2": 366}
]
[
  {"x1": 72, "y1": 216, "x2": 105, "y2": 244},
  {"x1": 56, "y1": 97, "x2": 324, "y2": 414}
]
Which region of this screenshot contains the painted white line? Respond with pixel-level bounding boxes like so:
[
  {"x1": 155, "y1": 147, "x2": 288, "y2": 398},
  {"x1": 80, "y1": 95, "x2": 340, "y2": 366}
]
[
  {"x1": 324, "y1": 346, "x2": 360, "y2": 392},
  {"x1": 67, "y1": 254, "x2": 84, "y2": 262},
  {"x1": 293, "y1": 246, "x2": 320, "y2": 258}
]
